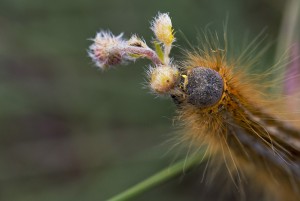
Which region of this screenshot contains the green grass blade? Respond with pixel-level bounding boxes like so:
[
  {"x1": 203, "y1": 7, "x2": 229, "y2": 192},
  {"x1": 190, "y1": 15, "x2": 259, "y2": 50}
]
[
  {"x1": 275, "y1": 0, "x2": 300, "y2": 63},
  {"x1": 106, "y1": 151, "x2": 206, "y2": 201}
]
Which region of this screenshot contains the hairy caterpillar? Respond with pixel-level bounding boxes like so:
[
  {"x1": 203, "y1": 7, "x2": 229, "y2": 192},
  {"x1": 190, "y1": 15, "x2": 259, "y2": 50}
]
[{"x1": 88, "y1": 13, "x2": 300, "y2": 201}]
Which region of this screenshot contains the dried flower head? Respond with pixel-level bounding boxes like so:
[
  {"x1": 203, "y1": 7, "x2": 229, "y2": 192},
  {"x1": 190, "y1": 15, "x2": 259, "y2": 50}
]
[
  {"x1": 151, "y1": 13, "x2": 175, "y2": 46},
  {"x1": 149, "y1": 65, "x2": 179, "y2": 94},
  {"x1": 88, "y1": 31, "x2": 128, "y2": 69}
]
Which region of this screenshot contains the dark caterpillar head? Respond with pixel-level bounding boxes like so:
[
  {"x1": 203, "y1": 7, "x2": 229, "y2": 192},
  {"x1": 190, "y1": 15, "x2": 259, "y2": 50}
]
[{"x1": 183, "y1": 67, "x2": 224, "y2": 108}]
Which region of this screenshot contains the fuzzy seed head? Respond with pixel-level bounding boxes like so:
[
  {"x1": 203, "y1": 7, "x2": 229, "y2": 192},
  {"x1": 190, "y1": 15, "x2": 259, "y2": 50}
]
[
  {"x1": 149, "y1": 65, "x2": 179, "y2": 94},
  {"x1": 151, "y1": 13, "x2": 175, "y2": 45},
  {"x1": 88, "y1": 31, "x2": 127, "y2": 69}
]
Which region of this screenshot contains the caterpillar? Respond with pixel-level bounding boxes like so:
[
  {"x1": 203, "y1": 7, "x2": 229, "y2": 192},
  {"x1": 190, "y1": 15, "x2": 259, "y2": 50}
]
[{"x1": 88, "y1": 12, "x2": 300, "y2": 201}]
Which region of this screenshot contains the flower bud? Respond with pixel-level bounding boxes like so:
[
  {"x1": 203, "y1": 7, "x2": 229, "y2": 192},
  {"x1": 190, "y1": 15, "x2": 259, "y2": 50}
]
[
  {"x1": 149, "y1": 65, "x2": 179, "y2": 94},
  {"x1": 127, "y1": 35, "x2": 148, "y2": 48},
  {"x1": 151, "y1": 13, "x2": 175, "y2": 45}
]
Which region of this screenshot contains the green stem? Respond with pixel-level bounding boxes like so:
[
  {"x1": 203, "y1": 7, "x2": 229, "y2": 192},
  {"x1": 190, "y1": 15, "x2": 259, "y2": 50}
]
[{"x1": 106, "y1": 152, "x2": 206, "y2": 201}]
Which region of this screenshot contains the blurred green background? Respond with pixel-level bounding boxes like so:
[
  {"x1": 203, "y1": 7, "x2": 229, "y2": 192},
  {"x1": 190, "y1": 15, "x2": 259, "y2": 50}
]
[{"x1": 0, "y1": 0, "x2": 288, "y2": 200}]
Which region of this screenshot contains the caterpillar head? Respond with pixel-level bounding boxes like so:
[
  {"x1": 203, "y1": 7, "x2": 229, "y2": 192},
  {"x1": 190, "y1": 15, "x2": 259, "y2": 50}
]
[{"x1": 183, "y1": 67, "x2": 224, "y2": 108}]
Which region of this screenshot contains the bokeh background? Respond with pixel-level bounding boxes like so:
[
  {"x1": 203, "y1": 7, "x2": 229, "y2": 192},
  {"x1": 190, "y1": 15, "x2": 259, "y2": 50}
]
[{"x1": 0, "y1": 0, "x2": 292, "y2": 200}]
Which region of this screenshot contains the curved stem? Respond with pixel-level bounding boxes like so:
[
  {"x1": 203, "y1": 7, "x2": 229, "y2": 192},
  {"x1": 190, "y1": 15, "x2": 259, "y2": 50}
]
[
  {"x1": 124, "y1": 46, "x2": 163, "y2": 66},
  {"x1": 106, "y1": 152, "x2": 206, "y2": 201}
]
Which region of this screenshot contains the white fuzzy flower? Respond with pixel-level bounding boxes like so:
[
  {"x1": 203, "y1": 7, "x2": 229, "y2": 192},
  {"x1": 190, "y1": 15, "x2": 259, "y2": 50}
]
[{"x1": 88, "y1": 31, "x2": 127, "y2": 69}]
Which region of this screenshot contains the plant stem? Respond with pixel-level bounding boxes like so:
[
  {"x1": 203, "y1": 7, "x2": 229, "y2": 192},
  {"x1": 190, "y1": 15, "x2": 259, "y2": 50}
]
[
  {"x1": 124, "y1": 46, "x2": 163, "y2": 66},
  {"x1": 106, "y1": 152, "x2": 206, "y2": 201}
]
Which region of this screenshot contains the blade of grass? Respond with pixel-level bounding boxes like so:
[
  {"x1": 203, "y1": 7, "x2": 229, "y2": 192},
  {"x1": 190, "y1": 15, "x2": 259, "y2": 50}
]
[
  {"x1": 275, "y1": 0, "x2": 300, "y2": 64},
  {"x1": 276, "y1": 0, "x2": 300, "y2": 109},
  {"x1": 106, "y1": 151, "x2": 206, "y2": 201}
]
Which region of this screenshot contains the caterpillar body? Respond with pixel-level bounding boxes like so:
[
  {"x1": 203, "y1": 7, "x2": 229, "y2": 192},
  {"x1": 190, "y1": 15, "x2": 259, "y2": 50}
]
[{"x1": 176, "y1": 47, "x2": 300, "y2": 201}]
